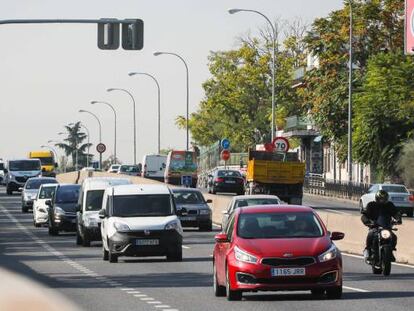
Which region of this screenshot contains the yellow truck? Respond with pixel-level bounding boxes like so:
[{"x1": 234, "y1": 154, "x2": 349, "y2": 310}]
[
  {"x1": 28, "y1": 150, "x2": 57, "y2": 177},
  {"x1": 246, "y1": 150, "x2": 305, "y2": 204}
]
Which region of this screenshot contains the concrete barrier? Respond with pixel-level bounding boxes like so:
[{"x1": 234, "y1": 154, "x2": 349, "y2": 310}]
[{"x1": 57, "y1": 172, "x2": 414, "y2": 265}]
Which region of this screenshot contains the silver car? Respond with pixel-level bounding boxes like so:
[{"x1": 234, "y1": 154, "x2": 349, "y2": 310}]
[
  {"x1": 360, "y1": 184, "x2": 414, "y2": 217},
  {"x1": 221, "y1": 195, "x2": 281, "y2": 229},
  {"x1": 21, "y1": 177, "x2": 58, "y2": 213}
]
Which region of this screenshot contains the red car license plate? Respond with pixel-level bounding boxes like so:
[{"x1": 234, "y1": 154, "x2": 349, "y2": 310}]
[{"x1": 271, "y1": 268, "x2": 306, "y2": 277}]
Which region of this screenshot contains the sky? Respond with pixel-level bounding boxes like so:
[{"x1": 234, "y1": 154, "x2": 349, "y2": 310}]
[{"x1": 0, "y1": 0, "x2": 344, "y2": 165}]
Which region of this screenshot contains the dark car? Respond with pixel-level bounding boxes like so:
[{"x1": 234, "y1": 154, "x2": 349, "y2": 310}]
[
  {"x1": 172, "y1": 188, "x2": 213, "y2": 231},
  {"x1": 47, "y1": 184, "x2": 81, "y2": 235},
  {"x1": 208, "y1": 170, "x2": 244, "y2": 195}
]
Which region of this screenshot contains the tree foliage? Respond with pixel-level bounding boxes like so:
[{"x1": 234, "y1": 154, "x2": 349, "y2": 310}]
[
  {"x1": 55, "y1": 122, "x2": 92, "y2": 168},
  {"x1": 397, "y1": 140, "x2": 414, "y2": 188},
  {"x1": 353, "y1": 52, "x2": 414, "y2": 177}
]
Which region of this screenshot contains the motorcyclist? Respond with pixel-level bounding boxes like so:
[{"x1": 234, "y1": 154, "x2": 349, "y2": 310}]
[{"x1": 361, "y1": 190, "x2": 402, "y2": 263}]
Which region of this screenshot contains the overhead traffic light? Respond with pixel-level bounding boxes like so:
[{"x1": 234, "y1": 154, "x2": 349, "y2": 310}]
[
  {"x1": 97, "y1": 18, "x2": 144, "y2": 50},
  {"x1": 122, "y1": 19, "x2": 144, "y2": 50},
  {"x1": 97, "y1": 19, "x2": 120, "y2": 50}
]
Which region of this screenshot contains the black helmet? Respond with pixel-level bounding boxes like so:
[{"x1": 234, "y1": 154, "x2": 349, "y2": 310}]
[{"x1": 375, "y1": 190, "x2": 389, "y2": 203}]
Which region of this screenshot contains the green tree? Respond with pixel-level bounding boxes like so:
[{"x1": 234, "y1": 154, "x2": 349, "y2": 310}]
[
  {"x1": 397, "y1": 140, "x2": 414, "y2": 188},
  {"x1": 353, "y1": 52, "x2": 414, "y2": 179},
  {"x1": 302, "y1": 0, "x2": 404, "y2": 160},
  {"x1": 55, "y1": 122, "x2": 92, "y2": 169}
]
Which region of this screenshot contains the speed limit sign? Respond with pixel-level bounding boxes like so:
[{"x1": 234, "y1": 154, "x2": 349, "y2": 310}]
[
  {"x1": 96, "y1": 143, "x2": 106, "y2": 154},
  {"x1": 272, "y1": 137, "x2": 290, "y2": 153}
]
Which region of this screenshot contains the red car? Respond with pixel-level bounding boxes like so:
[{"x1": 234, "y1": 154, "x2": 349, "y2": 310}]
[{"x1": 213, "y1": 205, "x2": 344, "y2": 300}]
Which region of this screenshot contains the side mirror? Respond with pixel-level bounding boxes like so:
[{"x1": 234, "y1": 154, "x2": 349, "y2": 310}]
[
  {"x1": 206, "y1": 199, "x2": 213, "y2": 204},
  {"x1": 98, "y1": 209, "x2": 107, "y2": 219},
  {"x1": 330, "y1": 231, "x2": 345, "y2": 241},
  {"x1": 215, "y1": 233, "x2": 229, "y2": 243},
  {"x1": 18, "y1": 187, "x2": 23, "y2": 192},
  {"x1": 45, "y1": 200, "x2": 52, "y2": 207}
]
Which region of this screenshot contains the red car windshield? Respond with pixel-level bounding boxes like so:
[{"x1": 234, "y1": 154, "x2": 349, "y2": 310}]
[{"x1": 237, "y1": 212, "x2": 324, "y2": 239}]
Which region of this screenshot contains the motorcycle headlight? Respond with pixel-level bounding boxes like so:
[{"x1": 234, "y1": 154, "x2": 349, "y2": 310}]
[
  {"x1": 380, "y1": 230, "x2": 391, "y2": 239},
  {"x1": 113, "y1": 222, "x2": 130, "y2": 232},
  {"x1": 318, "y1": 244, "x2": 338, "y2": 262},
  {"x1": 54, "y1": 206, "x2": 66, "y2": 216},
  {"x1": 234, "y1": 246, "x2": 258, "y2": 264},
  {"x1": 199, "y1": 209, "x2": 211, "y2": 215}
]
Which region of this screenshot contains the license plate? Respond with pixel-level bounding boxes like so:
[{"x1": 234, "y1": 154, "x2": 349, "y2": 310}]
[
  {"x1": 225, "y1": 180, "x2": 236, "y2": 184},
  {"x1": 181, "y1": 216, "x2": 196, "y2": 221},
  {"x1": 271, "y1": 268, "x2": 306, "y2": 277},
  {"x1": 392, "y1": 197, "x2": 404, "y2": 201},
  {"x1": 136, "y1": 239, "x2": 159, "y2": 246}
]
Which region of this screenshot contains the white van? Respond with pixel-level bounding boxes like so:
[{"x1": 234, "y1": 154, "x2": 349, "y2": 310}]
[
  {"x1": 76, "y1": 177, "x2": 132, "y2": 247},
  {"x1": 99, "y1": 184, "x2": 183, "y2": 263},
  {"x1": 141, "y1": 154, "x2": 167, "y2": 182}
]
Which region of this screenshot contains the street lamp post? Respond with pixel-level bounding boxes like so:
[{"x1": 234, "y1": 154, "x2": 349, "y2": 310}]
[
  {"x1": 91, "y1": 101, "x2": 117, "y2": 163},
  {"x1": 348, "y1": 1, "x2": 353, "y2": 183},
  {"x1": 128, "y1": 72, "x2": 161, "y2": 154},
  {"x1": 228, "y1": 8, "x2": 277, "y2": 141},
  {"x1": 107, "y1": 88, "x2": 137, "y2": 165},
  {"x1": 48, "y1": 140, "x2": 65, "y2": 172},
  {"x1": 153, "y1": 51, "x2": 190, "y2": 151},
  {"x1": 79, "y1": 109, "x2": 102, "y2": 169}
]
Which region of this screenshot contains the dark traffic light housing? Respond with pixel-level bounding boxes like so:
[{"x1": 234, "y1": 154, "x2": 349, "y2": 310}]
[{"x1": 97, "y1": 18, "x2": 143, "y2": 50}]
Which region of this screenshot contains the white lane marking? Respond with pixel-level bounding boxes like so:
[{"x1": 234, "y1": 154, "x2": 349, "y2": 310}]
[
  {"x1": 342, "y1": 253, "x2": 414, "y2": 269},
  {"x1": 182, "y1": 245, "x2": 190, "y2": 249},
  {"x1": 0, "y1": 204, "x2": 180, "y2": 311},
  {"x1": 213, "y1": 223, "x2": 221, "y2": 228},
  {"x1": 343, "y1": 286, "x2": 370, "y2": 293},
  {"x1": 155, "y1": 306, "x2": 170, "y2": 309},
  {"x1": 127, "y1": 291, "x2": 141, "y2": 294}
]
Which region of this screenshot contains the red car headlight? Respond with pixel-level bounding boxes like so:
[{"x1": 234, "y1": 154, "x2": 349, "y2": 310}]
[
  {"x1": 318, "y1": 244, "x2": 338, "y2": 263},
  {"x1": 234, "y1": 246, "x2": 258, "y2": 264}
]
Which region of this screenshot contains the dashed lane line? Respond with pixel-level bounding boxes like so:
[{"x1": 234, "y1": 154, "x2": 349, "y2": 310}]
[{"x1": 0, "y1": 204, "x2": 180, "y2": 311}]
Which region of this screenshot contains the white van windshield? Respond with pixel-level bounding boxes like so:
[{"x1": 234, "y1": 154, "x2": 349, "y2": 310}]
[{"x1": 112, "y1": 194, "x2": 173, "y2": 217}]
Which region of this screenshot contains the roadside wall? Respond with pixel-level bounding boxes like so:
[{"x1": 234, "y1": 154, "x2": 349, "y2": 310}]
[{"x1": 57, "y1": 172, "x2": 414, "y2": 265}]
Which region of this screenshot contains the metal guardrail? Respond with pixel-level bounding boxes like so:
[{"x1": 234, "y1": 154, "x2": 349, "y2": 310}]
[{"x1": 304, "y1": 175, "x2": 371, "y2": 200}]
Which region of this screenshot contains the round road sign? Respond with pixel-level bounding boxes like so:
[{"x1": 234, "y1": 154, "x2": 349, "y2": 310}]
[
  {"x1": 272, "y1": 137, "x2": 290, "y2": 153},
  {"x1": 96, "y1": 143, "x2": 106, "y2": 154},
  {"x1": 264, "y1": 142, "x2": 275, "y2": 152},
  {"x1": 221, "y1": 139, "x2": 230, "y2": 150},
  {"x1": 221, "y1": 150, "x2": 231, "y2": 161}
]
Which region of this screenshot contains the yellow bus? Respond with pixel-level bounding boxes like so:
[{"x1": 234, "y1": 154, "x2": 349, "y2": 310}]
[{"x1": 28, "y1": 150, "x2": 57, "y2": 177}]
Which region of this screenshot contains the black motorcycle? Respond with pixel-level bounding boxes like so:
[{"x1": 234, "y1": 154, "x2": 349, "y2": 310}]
[{"x1": 367, "y1": 221, "x2": 399, "y2": 276}]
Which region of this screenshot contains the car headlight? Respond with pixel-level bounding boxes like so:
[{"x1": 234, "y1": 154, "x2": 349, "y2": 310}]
[
  {"x1": 165, "y1": 220, "x2": 180, "y2": 231},
  {"x1": 199, "y1": 209, "x2": 211, "y2": 215},
  {"x1": 318, "y1": 244, "x2": 338, "y2": 263},
  {"x1": 234, "y1": 246, "x2": 258, "y2": 264},
  {"x1": 113, "y1": 222, "x2": 130, "y2": 232},
  {"x1": 380, "y1": 229, "x2": 391, "y2": 239},
  {"x1": 54, "y1": 206, "x2": 66, "y2": 216},
  {"x1": 84, "y1": 217, "x2": 98, "y2": 227}
]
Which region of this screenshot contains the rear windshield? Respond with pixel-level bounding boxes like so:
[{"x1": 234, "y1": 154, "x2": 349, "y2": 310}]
[
  {"x1": 112, "y1": 194, "x2": 173, "y2": 217},
  {"x1": 236, "y1": 198, "x2": 280, "y2": 208},
  {"x1": 55, "y1": 186, "x2": 80, "y2": 204},
  {"x1": 25, "y1": 178, "x2": 58, "y2": 190},
  {"x1": 173, "y1": 190, "x2": 205, "y2": 204},
  {"x1": 85, "y1": 190, "x2": 105, "y2": 211},
  {"x1": 382, "y1": 185, "x2": 408, "y2": 194},
  {"x1": 38, "y1": 186, "x2": 57, "y2": 199},
  {"x1": 238, "y1": 212, "x2": 323, "y2": 239},
  {"x1": 217, "y1": 170, "x2": 241, "y2": 177}
]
